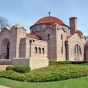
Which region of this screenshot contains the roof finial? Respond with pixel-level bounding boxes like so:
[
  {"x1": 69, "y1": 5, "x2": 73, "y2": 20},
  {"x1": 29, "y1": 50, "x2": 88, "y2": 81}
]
[{"x1": 48, "y1": 11, "x2": 51, "y2": 16}]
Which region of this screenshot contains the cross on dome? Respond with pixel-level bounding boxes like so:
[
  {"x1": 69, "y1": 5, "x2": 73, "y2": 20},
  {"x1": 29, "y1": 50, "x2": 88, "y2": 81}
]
[{"x1": 48, "y1": 11, "x2": 51, "y2": 16}]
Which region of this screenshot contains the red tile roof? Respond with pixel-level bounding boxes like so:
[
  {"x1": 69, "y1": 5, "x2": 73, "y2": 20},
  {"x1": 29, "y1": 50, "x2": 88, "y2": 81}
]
[
  {"x1": 75, "y1": 30, "x2": 83, "y2": 35},
  {"x1": 66, "y1": 35, "x2": 71, "y2": 40},
  {"x1": 35, "y1": 16, "x2": 64, "y2": 26},
  {"x1": 26, "y1": 34, "x2": 40, "y2": 39}
]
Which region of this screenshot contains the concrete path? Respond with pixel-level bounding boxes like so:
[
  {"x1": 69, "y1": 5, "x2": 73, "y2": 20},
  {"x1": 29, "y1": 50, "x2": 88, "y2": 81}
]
[{"x1": 0, "y1": 85, "x2": 10, "y2": 88}]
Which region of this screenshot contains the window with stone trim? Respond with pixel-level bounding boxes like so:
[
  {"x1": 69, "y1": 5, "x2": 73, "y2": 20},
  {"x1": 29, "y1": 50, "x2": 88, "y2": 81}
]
[
  {"x1": 35, "y1": 27, "x2": 38, "y2": 31},
  {"x1": 42, "y1": 48, "x2": 44, "y2": 54},
  {"x1": 48, "y1": 34, "x2": 50, "y2": 40},
  {"x1": 61, "y1": 34, "x2": 63, "y2": 40},
  {"x1": 40, "y1": 26, "x2": 42, "y2": 31},
  {"x1": 39, "y1": 47, "x2": 41, "y2": 54},
  {"x1": 35, "y1": 47, "x2": 37, "y2": 54},
  {"x1": 74, "y1": 44, "x2": 81, "y2": 54},
  {"x1": 33, "y1": 28, "x2": 35, "y2": 32},
  {"x1": 32, "y1": 28, "x2": 34, "y2": 32}
]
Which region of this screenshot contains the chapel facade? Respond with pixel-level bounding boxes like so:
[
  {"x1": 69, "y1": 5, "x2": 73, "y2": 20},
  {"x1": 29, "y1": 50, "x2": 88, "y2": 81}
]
[
  {"x1": 0, "y1": 15, "x2": 88, "y2": 69},
  {"x1": 29, "y1": 16, "x2": 88, "y2": 61}
]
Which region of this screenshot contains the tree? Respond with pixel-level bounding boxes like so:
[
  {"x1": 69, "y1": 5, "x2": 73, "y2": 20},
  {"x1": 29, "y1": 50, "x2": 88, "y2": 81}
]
[{"x1": 0, "y1": 15, "x2": 10, "y2": 30}]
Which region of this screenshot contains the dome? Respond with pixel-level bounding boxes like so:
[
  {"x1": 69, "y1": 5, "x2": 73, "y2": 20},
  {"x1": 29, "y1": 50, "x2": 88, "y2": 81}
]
[
  {"x1": 75, "y1": 30, "x2": 83, "y2": 35},
  {"x1": 35, "y1": 16, "x2": 64, "y2": 26}
]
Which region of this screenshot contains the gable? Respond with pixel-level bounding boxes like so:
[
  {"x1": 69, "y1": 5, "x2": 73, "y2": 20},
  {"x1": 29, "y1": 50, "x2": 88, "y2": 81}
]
[
  {"x1": 0, "y1": 27, "x2": 11, "y2": 38},
  {"x1": 68, "y1": 33, "x2": 84, "y2": 47}
]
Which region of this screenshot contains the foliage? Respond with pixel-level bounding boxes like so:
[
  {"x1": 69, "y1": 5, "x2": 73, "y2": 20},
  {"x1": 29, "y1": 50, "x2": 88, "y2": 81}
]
[
  {"x1": 0, "y1": 64, "x2": 88, "y2": 82},
  {"x1": 12, "y1": 65, "x2": 31, "y2": 73},
  {"x1": 49, "y1": 61, "x2": 72, "y2": 65},
  {"x1": 0, "y1": 71, "x2": 26, "y2": 81},
  {"x1": 1, "y1": 76, "x2": 88, "y2": 88},
  {"x1": 0, "y1": 15, "x2": 10, "y2": 30},
  {"x1": 6, "y1": 65, "x2": 31, "y2": 73},
  {"x1": 49, "y1": 61, "x2": 88, "y2": 65},
  {"x1": 6, "y1": 66, "x2": 13, "y2": 71}
]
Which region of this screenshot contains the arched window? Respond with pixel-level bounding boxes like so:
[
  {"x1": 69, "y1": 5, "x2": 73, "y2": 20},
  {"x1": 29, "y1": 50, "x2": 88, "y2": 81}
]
[
  {"x1": 31, "y1": 28, "x2": 33, "y2": 33},
  {"x1": 48, "y1": 34, "x2": 50, "y2": 40},
  {"x1": 33, "y1": 28, "x2": 35, "y2": 32},
  {"x1": 39, "y1": 47, "x2": 41, "y2": 54},
  {"x1": 42, "y1": 48, "x2": 44, "y2": 54},
  {"x1": 74, "y1": 44, "x2": 81, "y2": 54},
  {"x1": 35, "y1": 47, "x2": 37, "y2": 54},
  {"x1": 40, "y1": 26, "x2": 42, "y2": 31},
  {"x1": 35, "y1": 27, "x2": 38, "y2": 32},
  {"x1": 74, "y1": 45, "x2": 76, "y2": 54},
  {"x1": 61, "y1": 34, "x2": 63, "y2": 40}
]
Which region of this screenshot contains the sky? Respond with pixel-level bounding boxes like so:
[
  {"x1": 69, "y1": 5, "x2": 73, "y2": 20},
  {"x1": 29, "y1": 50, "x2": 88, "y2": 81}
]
[{"x1": 0, "y1": 0, "x2": 88, "y2": 35}]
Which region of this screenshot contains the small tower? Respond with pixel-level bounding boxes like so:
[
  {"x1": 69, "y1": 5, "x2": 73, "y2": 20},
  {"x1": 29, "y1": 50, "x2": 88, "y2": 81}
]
[
  {"x1": 69, "y1": 17, "x2": 77, "y2": 34},
  {"x1": 10, "y1": 24, "x2": 26, "y2": 58}
]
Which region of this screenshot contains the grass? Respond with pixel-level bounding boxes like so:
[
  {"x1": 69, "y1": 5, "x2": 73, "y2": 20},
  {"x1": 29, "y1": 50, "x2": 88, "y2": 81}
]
[
  {"x1": 0, "y1": 76, "x2": 88, "y2": 88},
  {"x1": 31, "y1": 64, "x2": 88, "y2": 73},
  {"x1": 72, "y1": 64, "x2": 88, "y2": 68},
  {"x1": 0, "y1": 63, "x2": 88, "y2": 88}
]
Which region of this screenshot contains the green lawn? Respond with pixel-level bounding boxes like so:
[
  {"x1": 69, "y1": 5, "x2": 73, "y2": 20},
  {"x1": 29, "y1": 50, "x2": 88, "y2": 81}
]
[
  {"x1": 0, "y1": 76, "x2": 88, "y2": 88},
  {"x1": 72, "y1": 64, "x2": 88, "y2": 68}
]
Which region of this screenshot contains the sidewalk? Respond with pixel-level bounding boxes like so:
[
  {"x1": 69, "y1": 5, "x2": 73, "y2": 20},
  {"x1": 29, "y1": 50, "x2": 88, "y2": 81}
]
[{"x1": 0, "y1": 85, "x2": 10, "y2": 88}]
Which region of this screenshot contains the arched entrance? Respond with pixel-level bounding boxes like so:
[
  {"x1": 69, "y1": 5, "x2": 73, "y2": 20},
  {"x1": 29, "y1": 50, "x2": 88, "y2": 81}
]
[
  {"x1": 1, "y1": 38, "x2": 10, "y2": 59},
  {"x1": 7, "y1": 42, "x2": 10, "y2": 59}
]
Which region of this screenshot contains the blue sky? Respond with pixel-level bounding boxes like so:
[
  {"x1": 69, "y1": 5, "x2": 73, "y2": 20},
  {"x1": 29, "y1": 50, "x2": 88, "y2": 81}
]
[{"x1": 0, "y1": 0, "x2": 88, "y2": 35}]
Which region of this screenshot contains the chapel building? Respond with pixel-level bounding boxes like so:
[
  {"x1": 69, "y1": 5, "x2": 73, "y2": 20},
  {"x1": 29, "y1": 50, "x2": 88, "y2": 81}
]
[{"x1": 0, "y1": 15, "x2": 88, "y2": 69}]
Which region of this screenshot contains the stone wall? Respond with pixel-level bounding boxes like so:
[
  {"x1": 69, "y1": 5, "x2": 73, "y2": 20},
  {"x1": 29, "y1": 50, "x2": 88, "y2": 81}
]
[
  {"x1": 0, "y1": 65, "x2": 12, "y2": 71},
  {"x1": 32, "y1": 25, "x2": 57, "y2": 61},
  {"x1": 68, "y1": 33, "x2": 84, "y2": 61},
  {"x1": 20, "y1": 37, "x2": 48, "y2": 58},
  {"x1": 56, "y1": 28, "x2": 68, "y2": 61},
  {"x1": 12, "y1": 57, "x2": 48, "y2": 70}
]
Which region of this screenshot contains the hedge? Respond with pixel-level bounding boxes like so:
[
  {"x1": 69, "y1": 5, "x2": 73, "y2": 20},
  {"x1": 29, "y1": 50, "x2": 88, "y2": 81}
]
[
  {"x1": 0, "y1": 68, "x2": 88, "y2": 82},
  {"x1": 6, "y1": 66, "x2": 13, "y2": 71},
  {"x1": 0, "y1": 64, "x2": 88, "y2": 82},
  {"x1": 6, "y1": 65, "x2": 31, "y2": 73},
  {"x1": 49, "y1": 61, "x2": 88, "y2": 65}
]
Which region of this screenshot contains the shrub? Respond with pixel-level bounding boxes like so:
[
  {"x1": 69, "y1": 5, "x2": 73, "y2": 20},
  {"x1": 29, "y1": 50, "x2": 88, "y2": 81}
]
[
  {"x1": 71, "y1": 61, "x2": 88, "y2": 64},
  {"x1": 0, "y1": 71, "x2": 26, "y2": 81},
  {"x1": 49, "y1": 61, "x2": 88, "y2": 65},
  {"x1": 12, "y1": 65, "x2": 31, "y2": 73},
  {"x1": 6, "y1": 66, "x2": 13, "y2": 71},
  {"x1": 49, "y1": 61, "x2": 72, "y2": 65},
  {"x1": 1, "y1": 63, "x2": 88, "y2": 82},
  {"x1": 57, "y1": 61, "x2": 72, "y2": 64}
]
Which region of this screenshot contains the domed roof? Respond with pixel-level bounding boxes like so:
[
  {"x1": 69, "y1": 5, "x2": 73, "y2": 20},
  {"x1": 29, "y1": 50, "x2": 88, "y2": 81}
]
[
  {"x1": 35, "y1": 16, "x2": 64, "y2": 26},
  {"x1": 75, "y1": 30, "x2": 83, "y2": 35}
]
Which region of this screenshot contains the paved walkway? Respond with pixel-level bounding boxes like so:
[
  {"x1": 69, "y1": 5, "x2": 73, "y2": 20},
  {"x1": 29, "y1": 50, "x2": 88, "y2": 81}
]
[{"x1": 0, "y1": 85, "x2": 10, "y2": 88}]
